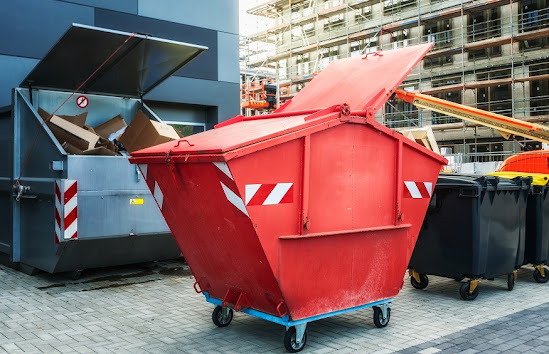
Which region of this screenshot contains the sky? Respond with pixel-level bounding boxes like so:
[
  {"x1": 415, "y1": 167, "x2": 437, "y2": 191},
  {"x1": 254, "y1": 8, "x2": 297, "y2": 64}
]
[{"x1": 239, "y1": 0, "x2": 271, "y2": 36}]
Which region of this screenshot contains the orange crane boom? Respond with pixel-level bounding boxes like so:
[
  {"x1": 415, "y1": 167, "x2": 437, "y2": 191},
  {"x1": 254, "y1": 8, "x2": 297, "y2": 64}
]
[{"x1": 395, "y1": 89, "x2": 549, "y2": 144}]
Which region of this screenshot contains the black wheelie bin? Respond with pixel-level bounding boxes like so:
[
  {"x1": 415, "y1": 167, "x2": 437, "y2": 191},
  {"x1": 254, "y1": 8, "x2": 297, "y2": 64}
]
[
  {"x1": 488, "y1": 172, "x2": 549, "y2": 283},
  {"x1": 408, "y1": 173, "x2": 531, "y2": 300}
]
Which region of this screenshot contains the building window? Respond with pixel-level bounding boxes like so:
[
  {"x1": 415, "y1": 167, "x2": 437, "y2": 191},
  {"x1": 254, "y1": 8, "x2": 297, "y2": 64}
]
[
  {"x1": 477, "y1": 69, "x2": 512, "y2": 116},
  {"x1": 386, "y1": 88, "x2": 418, "y2": 128},
  {"x1": 467, "y1": 8, "x2": 501, "y2": 59},
  {"x1": 324, "y1": 13, "x2": 345, "y2": 31},
  {"x1": 432, "y1": 92, "x2": 461, "y2": 124},
  {"x1": 384, "y1": 0, "x2": 416, "y2": 16},
  {"x1": 520, "y1": 0, "x2": 548, "y2": 32},
  {"x1": 424, "y1": 20, "x2": 451, "y2": 49},
  {"x1": 296, "y1": 53, "x2": 311, "y2": 76},
  {"x1": 391, "y1": 29, "x2": 409, "y2": 49},
  {"x1": 519, "y1": 0, "x2": 549, "y2": 49},
  {"x1": 431, "y1": 76, "x2": 461, "y2": 88},
  {"x1": 355, "y1": 6, "x2": 372, "y2": 23},
  {"x1": 424, "y1": 55, "x2": 453, "y2": 68},
  {"x1": 349, "y1": 37, "x2": 378, "y2": 57},
  {"x1": 530, "y1": 63, "x2": 549, "y2": 116},
  {"x1": 278, "y1": 59, "x2": 288, "y2": 81},
  {"x1": 303, "y1": 23, "x2": 315, "y2": 37}
]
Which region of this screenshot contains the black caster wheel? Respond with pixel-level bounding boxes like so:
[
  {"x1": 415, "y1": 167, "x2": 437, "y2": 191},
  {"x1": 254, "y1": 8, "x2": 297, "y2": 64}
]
[
  {"x1": 454, "y1": 276, "x2": 465, "y2": 282},
  {"x1": 410, "y1": 274, "x2": 429, "y2": 289},
  {"x1": 284, "y1": 326, "x2": 307, "y2": 353},
  {"x1": 507, "y1": 273, "x2": 515, "y2": 291},
  {"x1": 459, "y1": 282, "x2": 479, "y2": 301},
  {"x1": 373, "y1": 306, "x2": 391, "y2": 328},
  {"x1": 533, "y1": 268, "x2": 549, "y2": 284},
  {"x1": 212, "y1": 306, "x2": 233, "y2": 327}
]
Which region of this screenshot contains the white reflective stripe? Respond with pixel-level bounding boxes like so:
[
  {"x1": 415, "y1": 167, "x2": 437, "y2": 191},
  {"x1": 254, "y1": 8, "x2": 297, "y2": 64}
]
[
  {"x1": 63, "y1": 219, "x2": 78, "y2": 240},
  {"x1": 220, "y1": 182, "x2": 249, "y2": 217},
  {"x1": 404, "y1": 181, "x2": 422, "y2": 199},
  {"x1": 64, "y1": 193, "x2": 77, "y2": 215},
  {"x1": 55, "y1": 194, "x2": 62, "y2": 214},
  {"x1": 64, "y1": 219, "x2": 77, "y2": 240},
  {"x1": 424, "y1": 182, "x2": 433, "y2": 197},
  {"x1": 64, "y1": 180, "x2": 76, "y2": 192},
  {"x1": 139, "y1": 164, "x2": 148, "y2": 179},
  {"x1": 245, "y1": 184, "x2": 261, "y2": 205},
  {"x1": 213, "y1": 162, "x2": 233, "y2": 180},
  {"x1": 263, "y1": 183, "x2": 293, "y2": 205},
  {"x1": 154, "y1": 182, "x2": 164, "y2": 209}
]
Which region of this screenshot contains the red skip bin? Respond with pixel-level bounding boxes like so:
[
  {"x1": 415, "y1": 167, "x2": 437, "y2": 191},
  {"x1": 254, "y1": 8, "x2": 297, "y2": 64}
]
[{"x1": 130, "y1": 43, "x2": 446, "y2": 352}]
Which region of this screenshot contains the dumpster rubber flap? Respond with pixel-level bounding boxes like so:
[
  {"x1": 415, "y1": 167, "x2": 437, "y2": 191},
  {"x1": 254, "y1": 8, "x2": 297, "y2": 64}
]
[
  {"x1": 131, "y1": 43, "x2": 436, "y2": 159},
  {"x1": 21, "y1": 24, "x2": 207, "y2": 97}
]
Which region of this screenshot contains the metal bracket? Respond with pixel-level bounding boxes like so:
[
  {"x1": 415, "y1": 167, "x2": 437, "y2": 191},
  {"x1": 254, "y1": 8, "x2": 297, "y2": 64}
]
[
  {"x1": 295, "y1": 323, "x2": 307, "y2": 345},
  {"x1": 408, "y1": 269, "x2": 421, "y2": 284},
  {"x1": 535, "y1": 265, "x2": 546, "y2": 278},
  {"x1": 13, "y1": 183, "x2": 31, "y2": 202},
  {"x1": 378, "y1": 302, "x2": 391, "y2": 320},
  {"x1": 513, "y1": 269, "x2": 518, "y2": 281},
  {"x1": 221, "y1": 307, "x2": 231, "y2": 322},
  {"x1": 469, "y1": 279, "x2": 481, "y2": 294}
]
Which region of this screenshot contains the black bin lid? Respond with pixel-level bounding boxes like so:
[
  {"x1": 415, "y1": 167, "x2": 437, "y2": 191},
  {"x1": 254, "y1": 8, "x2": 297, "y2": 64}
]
[
  {"x1": 437, "y1": 173, "x2": 530, "y2": 191},
  {"x1": 21, "y1": 24, "x2": 207, "y2": 98}
]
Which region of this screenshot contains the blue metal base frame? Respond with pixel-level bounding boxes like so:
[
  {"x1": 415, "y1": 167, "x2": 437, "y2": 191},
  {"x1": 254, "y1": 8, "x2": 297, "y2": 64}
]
[{"x1": 203, "y1": 292, "x2": 393, "y2": 327}]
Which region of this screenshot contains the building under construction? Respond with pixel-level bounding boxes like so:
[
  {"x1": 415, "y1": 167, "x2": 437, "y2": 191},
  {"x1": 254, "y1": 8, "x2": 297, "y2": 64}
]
[{"x1": 241, "y1": 0, "x2": 549, "y2": 170}]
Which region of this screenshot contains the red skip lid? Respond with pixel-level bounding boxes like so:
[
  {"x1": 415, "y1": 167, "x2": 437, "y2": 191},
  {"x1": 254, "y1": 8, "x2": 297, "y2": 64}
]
[{"x1": 131, "y1": 43, "x2": 434, "y2": 160}]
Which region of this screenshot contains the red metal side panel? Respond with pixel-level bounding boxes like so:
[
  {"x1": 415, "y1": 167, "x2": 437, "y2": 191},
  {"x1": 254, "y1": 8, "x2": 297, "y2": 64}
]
[
  {"x1": 142, "y1": 162, "x2": 286, "y2": 316},
  {"x1": 277, "y1": 43, "x2": 433, "y2": 113},
  {"x1": 273, "y1": 122, "x2": 442, "y2": 320},
  {"x1": 400, "y1": 144, "x2": 446, "y2": 259},
  {"x1": 306, "y1": 124, "x2": 398, "y2": 233},
  {"x1": 228, "y1": 139, "x2": 304, "y2": 277},
  {"x1": 278, "y1": 227, "x2": 410, "y2": 321}
]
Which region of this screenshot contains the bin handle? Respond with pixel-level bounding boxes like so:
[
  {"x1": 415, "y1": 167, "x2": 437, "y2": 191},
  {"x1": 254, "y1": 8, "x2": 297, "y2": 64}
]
[
  {"x1": 193, "y1": 281, "x2": 203, "y2": 293},
  {"x1": 175, "y1": 139, "x2": 194, "y2": 148},
  {"x1": 276, "y1": 301, "x2": 288, "y2": 317}
]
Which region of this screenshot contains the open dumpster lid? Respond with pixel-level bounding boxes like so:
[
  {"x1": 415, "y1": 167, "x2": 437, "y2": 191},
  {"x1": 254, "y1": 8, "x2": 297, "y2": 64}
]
[
  {"x1": 131, "y1": 44, "x2": 441, "y2": 161},
  {"x1": 277, "y1": 43, "x2": 433, "y2": 113},
  {"x1": 21, "y1": 24, "x2": 207, "y2": 98}
]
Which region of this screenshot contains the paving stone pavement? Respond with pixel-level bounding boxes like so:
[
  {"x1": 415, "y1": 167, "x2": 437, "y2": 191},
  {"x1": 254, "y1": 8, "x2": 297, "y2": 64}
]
[{"x1": 0, "y1": 260, "x2": 548, "y2": 353}]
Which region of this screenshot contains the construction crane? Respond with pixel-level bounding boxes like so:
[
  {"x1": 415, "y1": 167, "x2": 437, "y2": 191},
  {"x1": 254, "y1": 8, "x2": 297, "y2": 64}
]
[
  {"x1": 395, "y1": 89, "x2": 549, "y2": 174},
  {"x1": 395, "y1": 89, "x2": 549, "y2": 145}
]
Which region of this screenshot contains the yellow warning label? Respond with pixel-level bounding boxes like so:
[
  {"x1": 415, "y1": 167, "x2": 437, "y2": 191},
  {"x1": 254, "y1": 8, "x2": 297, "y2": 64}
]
[{"x1": 130, "y1": 198, "x2": 144, "y2": 205}]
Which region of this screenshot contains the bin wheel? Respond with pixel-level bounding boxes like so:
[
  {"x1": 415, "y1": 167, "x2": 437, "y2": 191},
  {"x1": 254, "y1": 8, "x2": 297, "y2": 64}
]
[
  {"x1": 454, "y1": 276, "x2": 465, "y2": 282},
  {"x1": 533, "y1": 268, "x2": 549, "y2": 283},
  {"x1": 507, "y1": 273, "x2": 515, "y2": 291},
  {"x1": 410, "y1": 274, "x2": 429, "y2": 289},
  {"x1": 283, "y1": 326, "x2": 307, "y2": 353},
  {"x1": 459, "y1": 282, "x2": 479, "y2": 301},
  {"x1": 212, "y1": 306, "x2": 233, "y2": 327},
  {"x1": 373, "y1": 307, "x2": 391, "y2": 328}
]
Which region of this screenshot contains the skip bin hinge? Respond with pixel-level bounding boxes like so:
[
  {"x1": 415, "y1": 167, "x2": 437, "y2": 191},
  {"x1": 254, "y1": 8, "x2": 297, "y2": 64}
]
[
  {"x1": 13, "y1": 183, "x2": 32, "y2": 202},
  {"x1": 222, "y1": 288, "x2": 249, "y2": 312}
]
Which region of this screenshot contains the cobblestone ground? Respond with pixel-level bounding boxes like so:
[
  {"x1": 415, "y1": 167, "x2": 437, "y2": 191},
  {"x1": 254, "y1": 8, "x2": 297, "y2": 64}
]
[{"x1": 0, "y1": 260, "x2": 547, "y2": 353}]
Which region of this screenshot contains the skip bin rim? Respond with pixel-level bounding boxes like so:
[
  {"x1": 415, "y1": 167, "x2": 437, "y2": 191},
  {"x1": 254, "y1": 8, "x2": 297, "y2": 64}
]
[{"x1": 130, "y1": 114, "x2": 448, "y2": 166}]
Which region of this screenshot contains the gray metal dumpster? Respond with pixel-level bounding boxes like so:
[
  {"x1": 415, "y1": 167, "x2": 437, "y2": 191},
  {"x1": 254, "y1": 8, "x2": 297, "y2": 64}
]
[{"x1": 0, "y1": 24, "x2": 207, "y2": 274}]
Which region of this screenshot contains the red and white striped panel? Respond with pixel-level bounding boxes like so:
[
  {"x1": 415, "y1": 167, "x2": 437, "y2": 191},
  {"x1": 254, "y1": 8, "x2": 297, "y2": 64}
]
[
  {"x1": 404, "y1": 181, "x2": 433, "y2": 199},
  {"x1": 213, "y1": 162, "x2": 249, "y2": 217},
  {"x1": 137, "y1": 164, "x2": 165, "y2": 210},
  {"x1": 55, "y1": 180, "x2": 78, "y2": 243},
  {"x1": 245, "y1": 183, "x2": 293, "y2": 206}
]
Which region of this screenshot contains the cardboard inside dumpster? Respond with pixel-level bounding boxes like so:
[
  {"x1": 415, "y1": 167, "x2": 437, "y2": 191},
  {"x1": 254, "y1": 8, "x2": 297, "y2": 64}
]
[{"x1": 39, "y1": 108, "x2": 179, "y2": 156}]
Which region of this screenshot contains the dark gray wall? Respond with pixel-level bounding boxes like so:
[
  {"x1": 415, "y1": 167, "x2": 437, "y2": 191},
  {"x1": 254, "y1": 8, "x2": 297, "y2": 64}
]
[{"x1": 0, "y1": 0, "x2": 239, "y2": 124}]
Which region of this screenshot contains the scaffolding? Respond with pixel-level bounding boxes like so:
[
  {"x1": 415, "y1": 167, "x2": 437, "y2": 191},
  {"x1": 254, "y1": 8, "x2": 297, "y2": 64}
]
[{"x1": 241, "y1": 0, "x2": 549, "y2": 162}]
